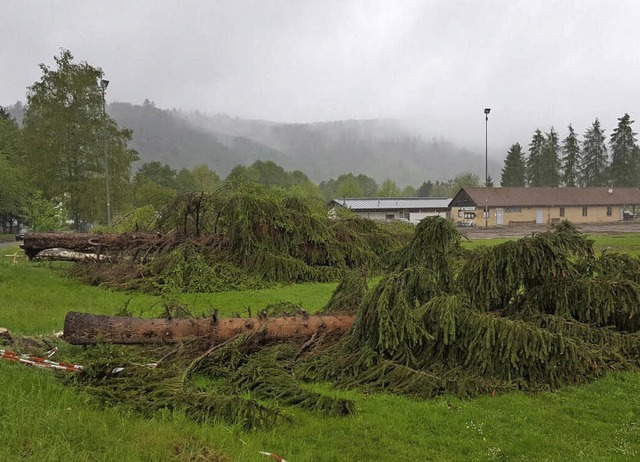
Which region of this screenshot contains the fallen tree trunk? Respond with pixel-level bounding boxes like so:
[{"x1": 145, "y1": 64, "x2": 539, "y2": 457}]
[
  {"x1": 22, "y1": 232, "x2": 163, "y2": 260},
  {"x1": 63, "y1": 311, "x2": 355, "y2": 345},
  {"x1": 34, "y1": 248, "x2": 112, "y2": 262}
]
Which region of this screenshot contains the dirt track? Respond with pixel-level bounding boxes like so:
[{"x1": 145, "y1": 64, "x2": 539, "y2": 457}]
[{"x1": 460, "y1": 220, "x2": 640, "y2": 240}]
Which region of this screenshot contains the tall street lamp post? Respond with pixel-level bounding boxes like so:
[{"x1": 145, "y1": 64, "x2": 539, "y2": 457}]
[
  {"x1": 484, "y1": 107, "x2": 491, "y2": 228},
  {"x1": 100, "y1": 79, "x2": 111, "y2": 227}
]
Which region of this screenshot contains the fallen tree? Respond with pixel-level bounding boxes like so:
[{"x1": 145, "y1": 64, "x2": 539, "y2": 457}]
[
  {"x1": 53, "y1": 218, "x2": 640, "y2": 431},
  {"x1": 34, "y1": 249, "x2": 112, "y2": 262},
  {"x1": 22, "y1": 232, "x2": 163, "y2": 260},
  {"x1": 63, "y1": 311, "x2": 355, "y2": 345}
]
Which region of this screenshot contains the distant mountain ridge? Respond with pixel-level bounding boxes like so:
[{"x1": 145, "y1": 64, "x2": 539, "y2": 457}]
[
  {"x1": 12, "y1": 99, "x2": 498, "y2": 185},
  {"x1": 182, "y1": 112, "x2": 497, "y2": 184}
]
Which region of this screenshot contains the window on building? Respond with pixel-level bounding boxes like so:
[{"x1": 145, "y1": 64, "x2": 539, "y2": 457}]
[
  {"x1": 385, "y1": 214, "x2": 395, "y2": 220},
  {"x1": 607, "y1": 206, "x2": 612, "y2": 216},
  {"x1": 559, "y1": 207, "x2": 565, "y2": 217},
  {"x1": 463, "y1": 212, "x2": 476, "y2": 219},
  {"x1": 582, "y1": 206, "x2": 588, "y2": 217}
]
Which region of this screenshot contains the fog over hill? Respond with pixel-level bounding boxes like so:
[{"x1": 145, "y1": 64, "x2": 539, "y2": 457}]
[{"x1": 106, "y1": 101, "x2": 500, "y2": 186}]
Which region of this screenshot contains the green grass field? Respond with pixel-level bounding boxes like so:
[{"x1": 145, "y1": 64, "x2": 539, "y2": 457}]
[
  {"x1": 1, "y1": 237, "x2": 640, "y2": 461},
  {"x1": 589, "y1": 232, "x2": 640, "y2": 256},
  {"x1": 462, "y1": 231, "x2": 640, "y2": 256}
]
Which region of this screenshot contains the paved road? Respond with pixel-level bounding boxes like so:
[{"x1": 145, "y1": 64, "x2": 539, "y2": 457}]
[
  {"x1": 0, "y1": 240, "x2": 22, "y2": 249},
  {"x1": 461, "y1": 221, "x2": 640, "y2": 240}
]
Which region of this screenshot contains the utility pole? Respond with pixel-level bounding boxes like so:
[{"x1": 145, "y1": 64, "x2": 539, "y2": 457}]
[
  {"x1": 484, "y1": 108, "x2": 491, "y2": 228},
  {"x1": 100, "y1": 79, "x2": 111, "y2": 227}
]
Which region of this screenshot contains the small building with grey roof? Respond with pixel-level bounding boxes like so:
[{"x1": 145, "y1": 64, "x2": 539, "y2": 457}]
[
  {"x1": 449, "y1": 187, "x2": 640, "y2": 227},
  {"x1": 328, "y1": 197, "x2": 451, "y2": 224}
]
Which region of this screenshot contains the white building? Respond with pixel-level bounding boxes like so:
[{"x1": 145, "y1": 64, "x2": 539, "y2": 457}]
[{"x1": 329, "y1": 197, "x2": 452, "y2": 224}]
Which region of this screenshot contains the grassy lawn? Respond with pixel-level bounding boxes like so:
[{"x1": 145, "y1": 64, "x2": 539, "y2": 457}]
[
  {"x1": 462, "y1": 231, "x2": 640, "y2": 256},
  {"x1": 588, "y1": 232, "x2": 640, "y2": 256},
  {"x1": 1, "y1": 239, "x2": 640, "y2": 461}
]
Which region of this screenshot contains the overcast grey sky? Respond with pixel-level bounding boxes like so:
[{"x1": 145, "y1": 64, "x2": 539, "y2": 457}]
[{"x1": 2, "y1": 0, "x2": 639, "y2": 157}]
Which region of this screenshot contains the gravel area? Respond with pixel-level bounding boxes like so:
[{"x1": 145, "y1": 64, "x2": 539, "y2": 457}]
[{"x1": 460, "y1": 220, "x2": 640, "y2": 240}]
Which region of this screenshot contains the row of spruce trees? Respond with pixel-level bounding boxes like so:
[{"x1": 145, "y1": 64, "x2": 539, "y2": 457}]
[{"x1": 501, "y1": 114, "x2": 639, "y2": 188}]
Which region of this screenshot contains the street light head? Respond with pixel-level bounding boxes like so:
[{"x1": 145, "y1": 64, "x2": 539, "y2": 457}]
[
  {"x1": 100, "y1": 79, "x2": 109, "y2": 90},
  {"x1": 484, "y1": 108, "x2": 491, "y2": 115}
]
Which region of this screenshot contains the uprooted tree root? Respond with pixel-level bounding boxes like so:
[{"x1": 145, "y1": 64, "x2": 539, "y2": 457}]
[{"x1": 57, "y1": 217, "x2": 640, "y2": 430}]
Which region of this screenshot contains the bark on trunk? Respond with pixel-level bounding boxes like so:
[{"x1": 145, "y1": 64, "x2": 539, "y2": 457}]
[
  {"x1": 22, "y1": 232, "x2": 163, "y2": 260},
  {"x1": 63, "y1": 311, "x2": 355, "y2": 345}
]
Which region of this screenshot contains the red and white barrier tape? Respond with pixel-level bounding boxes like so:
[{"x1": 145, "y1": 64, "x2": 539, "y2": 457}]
[
  {"x1": 259, "y1": 451, "x2": 287, "y2": 462},
  {"x1": 0, "y1": 348, "x2": 83, "y2": 372}
]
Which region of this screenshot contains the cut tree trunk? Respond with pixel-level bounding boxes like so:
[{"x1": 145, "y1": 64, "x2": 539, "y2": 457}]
[
  {"x1": 22, "y1": 232, "x2": 163, "y2": 260},
  {"x1": 63, "y1": 311, "x2": 356, "y2": 345},
  {"x1": 34, "y1": 249, "x2": 112, "y2": 262}
]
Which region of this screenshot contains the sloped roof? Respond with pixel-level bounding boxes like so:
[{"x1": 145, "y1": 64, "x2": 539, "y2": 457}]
[
  {"x1": 451, "y1": 187, "x2": 640, "y2": 207},
  {"x1": 330, "y1": 197, "x2": 452, "y2": 210}
]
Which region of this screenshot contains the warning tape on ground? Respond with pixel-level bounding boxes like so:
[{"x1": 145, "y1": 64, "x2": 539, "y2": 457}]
[
  {"x1": 259, "y1": 451, "x2": 287, "y2": 461},
  {"x1": 0, "y1": 348, "x2": 83, "y2": 372}
]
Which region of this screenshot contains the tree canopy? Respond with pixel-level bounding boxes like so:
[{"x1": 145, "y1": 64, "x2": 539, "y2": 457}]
[
  {"x1": 22, "y1": 49, "x2": 138, "y2": 228},
  {"x1": 0, "y1": 108, "x2": 29, "y2": 232}
]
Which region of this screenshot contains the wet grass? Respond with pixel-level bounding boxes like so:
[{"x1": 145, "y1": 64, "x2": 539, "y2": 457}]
[
  {"x1": 589, "y1": 232, "x2": 640, "y2": 255},
  {"x1": 463, "y1": 231, "x2": 640, "y2": 256},
  {"x1": 1, "y1": 358, "x2": 639, "y2": 461},
  {"x1": 2, "y1": 241, "x2": 640, "y2": 460},
  {"x1": 0, "y1": 243, "x2": 336, "y2": 334}
]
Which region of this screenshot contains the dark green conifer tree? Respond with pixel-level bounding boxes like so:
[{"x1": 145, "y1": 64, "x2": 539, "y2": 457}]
[
  {"x1": 561, "y1": 124, "x2": 581, "y2": 187},
  {"x1": 500, "y1": 143, "x2": 526, "y2": 186},
  {"x1": 540, "y1": 127, "x2": 561, "y2": 186},
  {"x1": 416, "y1": 180, "x2": 434, "y2": 197},
  {"x1": 609, "y1": 113, "x2": 639, "y2": 187},
  {"x1": 485, "y1": 175, "x2": 494, "y2": 187},
  {"x1": 581, "y1": 119, "x2": 609, "y2": 187},
  {"x1": 526, "y1": 129, "x2": 545, "y2": 186}
]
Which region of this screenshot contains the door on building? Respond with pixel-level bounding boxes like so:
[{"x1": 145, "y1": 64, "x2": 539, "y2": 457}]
[
  {"x1": 536, "y1": 209, "x2": 544, "y2": 224},
  {"x1": 496, "y1": 208, "x2": 503, "y2": 225}
]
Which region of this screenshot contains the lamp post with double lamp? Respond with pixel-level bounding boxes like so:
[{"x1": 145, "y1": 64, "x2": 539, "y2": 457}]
[
  {"x1": 484, "y1": 107, "x2": 491, "y2": 228},
  {"x1": 100, "y1": 79, "x2": 111, "y2": 227}
]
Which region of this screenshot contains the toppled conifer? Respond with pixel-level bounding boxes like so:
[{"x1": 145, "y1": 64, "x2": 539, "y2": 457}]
[
  {"x1": 70, "y1": 185, "x2": 410, "y2": 292},
  {"x1": 64, "y1": 217, "x2": 640, "y2": 429}
]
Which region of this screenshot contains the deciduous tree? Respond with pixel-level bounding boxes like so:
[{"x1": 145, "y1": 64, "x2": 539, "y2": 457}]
[
  {"x1": 377, "y1": 178, "x2": 401, "y2": 197},
  {"x1": 335, "y1": 176, "x2": 364, "y2": 198},
  {"x1": 0, "y1": 108, "x2": 29, "y2": 232},
  {"x1": 191, "y1": 164, "x2": 220, "y2": 192},
  {"x1": 22, "y1": 50, "x2": 138, "y2": 229},
  {"x1": 133, "y1": 162, "x2": 177, "y2": 189}
]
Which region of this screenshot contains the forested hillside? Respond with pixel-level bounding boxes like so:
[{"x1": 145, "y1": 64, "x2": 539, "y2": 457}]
[
  {"x1": 107, "y1": 101, "x2": 292, "y2": 179},
  {"x1": 107, "y1": 101, "x2": 493, "y2": 184}
]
